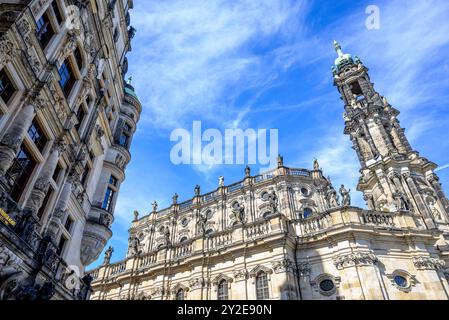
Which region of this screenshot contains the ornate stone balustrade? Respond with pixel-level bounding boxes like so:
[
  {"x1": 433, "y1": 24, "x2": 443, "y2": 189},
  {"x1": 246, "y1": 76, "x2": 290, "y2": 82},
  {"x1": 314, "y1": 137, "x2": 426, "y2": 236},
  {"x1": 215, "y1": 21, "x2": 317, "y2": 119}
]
[
  {"x1": 173, "y1": 242, "x2": 193, "y2": 259},
  {"x1": 299, "y1": 213, "x2": 330, "y2": 236},
  {"x1": 245, "y1": 219, "x2": 271, "y2": 240},
  {"x1": 362, "y1": 211, "x2": 395, "y2": 227},
  {"x1": 206, "y1": 231, "x2": 233, "y2": 250},
  {"x1": 108, "y1": 261, "x2": 127, "y2": 276},
  {"x1": 139, "y1": 252, "x2": 158, "y2": 268}
]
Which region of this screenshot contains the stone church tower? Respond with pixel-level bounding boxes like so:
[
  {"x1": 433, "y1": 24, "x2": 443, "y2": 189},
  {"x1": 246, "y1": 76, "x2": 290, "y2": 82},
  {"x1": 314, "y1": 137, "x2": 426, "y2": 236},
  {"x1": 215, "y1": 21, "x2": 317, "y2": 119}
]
[{"x1": 332, "y1": 41, "x2": 449, "y2": 231}]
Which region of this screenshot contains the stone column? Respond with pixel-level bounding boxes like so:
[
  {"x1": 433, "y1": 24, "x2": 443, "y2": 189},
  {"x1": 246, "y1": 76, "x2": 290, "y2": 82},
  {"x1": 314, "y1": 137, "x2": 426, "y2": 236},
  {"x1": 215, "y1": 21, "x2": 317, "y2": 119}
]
[
  {"x1": 24, "y1": 140, "x2": 66, "y2": 216},
  {"x1": 45, "y1": 177, "x2": 73, "y2": 241},
  {"x1": 0, "y1": 104, "x2": 35, "y2": 176},
  {"x1": 403, "y1": 173, "x2": 435, "y2": 229}
]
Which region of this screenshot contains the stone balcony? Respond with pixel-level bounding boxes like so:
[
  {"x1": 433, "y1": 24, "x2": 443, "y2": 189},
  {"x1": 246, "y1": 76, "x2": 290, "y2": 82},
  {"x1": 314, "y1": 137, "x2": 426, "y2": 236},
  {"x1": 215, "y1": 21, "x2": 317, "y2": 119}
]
[{"x1": 87, "y1": 208, "x2": 429, "y2": 283}]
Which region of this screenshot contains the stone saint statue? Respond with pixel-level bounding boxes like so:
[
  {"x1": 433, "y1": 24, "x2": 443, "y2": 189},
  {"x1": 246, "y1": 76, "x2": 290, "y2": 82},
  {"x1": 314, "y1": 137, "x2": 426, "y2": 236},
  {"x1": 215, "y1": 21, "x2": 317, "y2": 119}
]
[
  {"x1": 268, "y1": 191, "x2": 279, "y2": 213},
  {"x1": 339, "y1": 185, "x2": 351, "y2": 206},
  {"x1": 172, "y1": 193, "x2": 178, "y2": 205},
  {"x1": 103, "y1": 246, "x2": 113, "y2": 265},
  {"x1": 197, "y1": 211, "x2": 207, "y2": 235},
  {"x1": 219, "y1": 176, "x2": 225, "y2": 187},
  {"x1": 133, "y1": 210, "x2": 139, "y2": 221},
  {"x1": 277, "y1": 154, "x2": 284, "y2": 168},
  {"x1": 245, "y1": 166, "x2": 251, "y2": 178},
  {"x1": 152, "y1": 201, "x2": 158, "y2": 213},
  {"x1": 130, "y1": 237, "x2": 140, "y2": 256},
  {"x1": 313, "y1": 159, "x2": 320, "y2": 171},
  {"x1": 194, "y1": 185, "x2": 201, "y2": 196},
  {"x1": 164, "y1": 226, "x2": 171, "y2": 245},
  {"x1": 326, "y1": 184, "x2": 340, "y2": 208},
  {"x1": 232, "y1": 202, "x2": 245, "y2": 223}
]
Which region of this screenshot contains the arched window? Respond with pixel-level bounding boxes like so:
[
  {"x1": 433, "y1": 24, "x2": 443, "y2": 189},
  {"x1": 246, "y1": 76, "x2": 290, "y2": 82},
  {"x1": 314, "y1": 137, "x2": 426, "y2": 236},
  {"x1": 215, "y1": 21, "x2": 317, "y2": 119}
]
[
  {"x1": 175, "y1": 289, "x2": 184, "y2": 300},
  {"x1": 255, "y1": 272, "x2": 269, "y2": 300},
  {"x1": 217, "y1": 280, "x2": 228, "y2": 300}
]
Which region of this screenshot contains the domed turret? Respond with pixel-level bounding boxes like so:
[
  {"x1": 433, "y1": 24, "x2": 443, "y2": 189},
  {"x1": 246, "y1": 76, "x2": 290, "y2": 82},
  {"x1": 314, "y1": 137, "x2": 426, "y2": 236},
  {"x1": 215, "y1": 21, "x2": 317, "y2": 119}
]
[{"x1": 332, "y1": 40, "x2": 354, "y2": 73}]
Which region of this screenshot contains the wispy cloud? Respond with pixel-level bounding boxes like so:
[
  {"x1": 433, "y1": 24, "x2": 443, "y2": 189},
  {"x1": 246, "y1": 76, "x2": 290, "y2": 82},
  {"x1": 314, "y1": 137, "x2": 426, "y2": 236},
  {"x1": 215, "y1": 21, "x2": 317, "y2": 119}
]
[{"x1": 129, "y1": 0, "x2": 308, "y2": 130}]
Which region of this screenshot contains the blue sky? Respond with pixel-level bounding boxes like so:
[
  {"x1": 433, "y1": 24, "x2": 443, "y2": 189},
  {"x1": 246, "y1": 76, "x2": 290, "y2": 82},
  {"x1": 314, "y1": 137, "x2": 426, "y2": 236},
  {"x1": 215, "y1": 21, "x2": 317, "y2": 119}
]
[{"x1": 89, "y1": 0, "x2": 449, "y2": 268}]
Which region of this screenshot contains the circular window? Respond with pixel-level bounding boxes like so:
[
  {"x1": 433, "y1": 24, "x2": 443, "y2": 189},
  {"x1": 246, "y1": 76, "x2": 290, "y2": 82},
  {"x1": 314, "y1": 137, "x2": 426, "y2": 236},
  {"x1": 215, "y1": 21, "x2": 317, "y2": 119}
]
[
  {"x1": 394, "y1": 275, "x2": 408, "y2": 288},
  {"x1": 180, "y1": 236, "x2": 188, "y2": 243},
  {"x1": 181, "y1": 218, "x2": 188, "y2": 227},
  {"x1": 303, "y1": 208, "x2": 313, "y2": 219},
  {"x1": 205, "y1": 229, "x2": 214, "y2": 236},
  {"x1": 301, "y1": 188, "x2": 309, "y2": 196},
  {"x1": 159, "y1": 226, "x2": 165, "y2": 234},
  {"x1": 319, "y1": 279, "x2": 335, "y2": 292},
  {"x1": 261, "y1": 192, "x2": 269, "y2": 201}
]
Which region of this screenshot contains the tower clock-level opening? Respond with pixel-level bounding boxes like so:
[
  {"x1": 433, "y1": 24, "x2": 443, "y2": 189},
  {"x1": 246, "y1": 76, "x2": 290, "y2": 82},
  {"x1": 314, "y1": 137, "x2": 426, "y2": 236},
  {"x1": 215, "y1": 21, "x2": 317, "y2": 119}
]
[{"x1": 350, "y1": 81, "x2": 363, "y2": 97}]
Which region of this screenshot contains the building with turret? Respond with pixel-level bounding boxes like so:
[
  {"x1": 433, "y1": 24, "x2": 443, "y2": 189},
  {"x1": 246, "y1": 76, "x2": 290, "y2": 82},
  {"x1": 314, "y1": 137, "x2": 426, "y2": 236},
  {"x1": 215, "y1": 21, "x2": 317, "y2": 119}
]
[
  {"x1": 87, "y1": 43, "x2": 449, "y2": 300},
  {"x1": 0, "y1": 0, "x2": 141, "y2": 300}
]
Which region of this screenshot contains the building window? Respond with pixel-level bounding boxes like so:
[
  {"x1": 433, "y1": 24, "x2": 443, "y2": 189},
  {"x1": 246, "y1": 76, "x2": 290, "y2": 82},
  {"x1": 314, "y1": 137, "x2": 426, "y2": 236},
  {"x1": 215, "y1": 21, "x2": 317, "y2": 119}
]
[
  {"x1": 28, "y1": 120, "x2": 48, "y2": 152},
  {"x1": 5, "y1": 145, "x2": 37, "y2": 202},
  {"x1": 180, "y1": 236, "x2": 188, "y2": 243},
  {"x1": 118, "y1": 131, "x2": 130, "y2": 148},
  {"x1": 319, "y1": 279, "x2": 335, "y2": 292},
  {"x1": 57, "y1": 236, "x2": 67, "y2": 255},
  {"x1": 73, "y1": 47, "x2": 83, "y2": 71},
  {"x1": 217, "y1": 280, "x2": 229, "y2": 300},
  {"x1": 75, "y1": 105, "x2": 86, "y2": 132},
  {"x1": 80, "y1": 167, "x2": 90, "y2": 186},
  {"x1": 36, "y1": 12, "x2": 55, "y2": 49},
  {"x1": 102, "y1": 187, "x2": 115, "y2": 212},
  {"x1": 394, "y1": 275, "x2": 408, "y2": 288},
  {"x1": 37, "y1": 187, "x2": 53, "y2": 220},
  {"x1": 175, "y1": 289, "x2": 184, "y2": 300},
  {"x1": 255, "y1": 272, "x2": 269, "y2": 300},
  {"x1": 51, "y1": 1, "x2": 64, "y2": 26},
  {"x1": 109, "y1": 175, "x2": 118, "y2": 187},
  {"x1": 64, "y1": 216, "x2": 73, "y2": 233},
  {"x1": 52, "y1": 163, "x2": 61, "y2": 182},
  {"x1": 0, "y1": 68, "x2": 16, "y2": 104},
  {"x1": 303, "y1": 208, "x2": 313, "y2": 219},
  {"x1": 58, "y1": 59, "x2": 76, "y2": 97}
]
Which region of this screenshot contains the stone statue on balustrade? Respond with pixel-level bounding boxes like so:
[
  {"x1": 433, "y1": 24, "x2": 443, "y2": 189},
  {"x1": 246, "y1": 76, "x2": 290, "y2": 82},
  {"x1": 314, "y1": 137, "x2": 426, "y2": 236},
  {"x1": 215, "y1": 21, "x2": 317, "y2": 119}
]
[
  {"x1": 129, "y1": 237, "x2": 140, "y2": 256},
  {"x1": 232, "y1": 202, "x2": 246, "y2": 224},
  {"x1": 197, "y1": 211, "x2": 208, "y2": 236},
  {"x1": 103, "y1": 246, "x2": 113, "y2": 265},
  {"x1": 339, "y1": 185, "x2": 351, "y2": 206},
  {"x1": 268, "y1": 191, "x2": 279, "y2": 214},
  {"x1": 219, "y1": 176, "x2": 225, "y2": 187},
  {"x1": 313, "y1": 158, "x2": 320, "y2": 171},
  {"x1": 393, "y1": 192, "x2": 410, "y2": 212},
  {"x1": 326, "y1": 184, "x2": 340, "y2": 208}
]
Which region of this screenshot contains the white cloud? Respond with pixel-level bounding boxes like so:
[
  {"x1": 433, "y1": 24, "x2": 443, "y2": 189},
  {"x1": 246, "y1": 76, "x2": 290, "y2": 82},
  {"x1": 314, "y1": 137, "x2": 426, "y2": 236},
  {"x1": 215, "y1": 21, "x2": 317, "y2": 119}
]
[{"x1": 129, "y1": 0, "x2": 307, "y2": 129}]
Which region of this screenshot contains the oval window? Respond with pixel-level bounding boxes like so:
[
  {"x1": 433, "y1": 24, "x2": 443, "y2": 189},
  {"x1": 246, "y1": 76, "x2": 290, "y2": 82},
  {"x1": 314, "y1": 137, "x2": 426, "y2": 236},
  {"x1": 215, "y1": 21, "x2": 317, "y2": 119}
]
[
  {"x1": 319, "y1": 279, "x2": 335, "y2": 292},
  {"x1": 394, "y1": 275, "x2": 408, "y2": 288}
]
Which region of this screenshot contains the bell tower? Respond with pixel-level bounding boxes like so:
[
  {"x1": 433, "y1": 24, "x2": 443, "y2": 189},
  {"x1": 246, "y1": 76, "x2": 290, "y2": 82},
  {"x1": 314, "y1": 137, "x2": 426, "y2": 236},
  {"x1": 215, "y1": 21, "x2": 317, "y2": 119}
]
[{"x1": 332, "y1": 41, "x2": 449, "y2": 230}]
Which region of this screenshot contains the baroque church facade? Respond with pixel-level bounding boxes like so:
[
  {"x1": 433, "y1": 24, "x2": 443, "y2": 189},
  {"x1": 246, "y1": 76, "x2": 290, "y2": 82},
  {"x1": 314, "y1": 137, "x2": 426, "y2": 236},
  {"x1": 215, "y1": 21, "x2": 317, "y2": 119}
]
[
  {"x1": 0, "y1": 0, "x2": 141, "y2": 300},
  {"x1": 88, "y1": 42, "x2": 449, "y2": 300}
]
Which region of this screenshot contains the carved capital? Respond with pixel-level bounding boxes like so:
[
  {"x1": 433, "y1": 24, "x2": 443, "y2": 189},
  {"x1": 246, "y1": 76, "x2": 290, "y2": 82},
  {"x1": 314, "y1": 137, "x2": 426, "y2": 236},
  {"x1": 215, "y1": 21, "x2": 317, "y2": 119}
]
[
  {"x1": 334, "y1": 252, "x2": 378, "y2": 270},
  {"x1": 413, "y1": 256, "x2": 446, "y2": 270}
]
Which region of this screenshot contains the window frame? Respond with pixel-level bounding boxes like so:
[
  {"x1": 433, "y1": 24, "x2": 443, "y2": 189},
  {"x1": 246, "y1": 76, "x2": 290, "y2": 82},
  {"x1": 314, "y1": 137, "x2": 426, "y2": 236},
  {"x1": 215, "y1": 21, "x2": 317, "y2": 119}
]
[{"x1": 255, "y1": 271, "x2": 270, "y2": 300}]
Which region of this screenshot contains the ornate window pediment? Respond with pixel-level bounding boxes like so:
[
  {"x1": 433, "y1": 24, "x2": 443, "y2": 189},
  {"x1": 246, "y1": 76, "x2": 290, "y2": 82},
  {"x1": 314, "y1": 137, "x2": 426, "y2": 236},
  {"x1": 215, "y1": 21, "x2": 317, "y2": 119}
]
[
  {"x1": 212, "y1": 273, "x2": 234, "y2": 285},
  {"x1": 171, "y1": 282, "x2": 190, "y2": 295},
  {"x1": 249, "y1": 265, "x2": 273, "y2": 277}
]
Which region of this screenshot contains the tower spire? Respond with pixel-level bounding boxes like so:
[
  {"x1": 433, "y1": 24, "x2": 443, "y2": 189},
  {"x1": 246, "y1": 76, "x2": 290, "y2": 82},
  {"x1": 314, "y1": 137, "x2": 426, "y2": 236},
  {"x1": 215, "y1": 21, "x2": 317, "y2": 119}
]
[
  {"x1": 332, "y1": 43, "x2": 449, "y2": 230},
  {"x1": 334, "y1": 40, "x2": 343, "y2": 57}
]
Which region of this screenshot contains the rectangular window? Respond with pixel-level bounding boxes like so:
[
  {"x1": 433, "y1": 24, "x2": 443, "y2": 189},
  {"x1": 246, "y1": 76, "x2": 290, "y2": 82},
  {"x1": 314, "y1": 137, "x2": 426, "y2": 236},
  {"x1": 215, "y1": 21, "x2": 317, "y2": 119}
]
[
  {"x1": 64, "y1": 216, "x2": 73, "y2": 234},
  {"x1": 109, "y1": 175, "x2": 118, "y2": 187},
  {"x1": 28, "y1": 120, "x2": 48, "y2": 153},
  {"x1": 0, "y1": 69, "x2": 16, "y2": 104},
  {"x1": 6, "y1": 145, "x2": 37, "y2": 202},
  {"x1": 57, "y1": 236, "x2": 67, "y2": 255},
  {"x1": 256, "y1": 273, "x2": 270, "y2": 300},
  {"x1": 38, "y1": 187, "x2": 54, "y2": 220},
  {"x1": 119, "y1": 132, "x2": 129, "y2": 148},
  {"x1": 102, "y1": 187, "x2": 115, "y2": 212},
  {"x1": 73, "y1": 47, "x2": 83, "y2": 71},
  {"x1": 58, "y1": 60, "x2": 76, "y2": 97},
  {"x1": 75, "y1": 105, "x2": 86, "y2": 131},
  {"x1": 51, "y1": 1, "x2": 63, "y2": 26},
  {"x1": 36, "y1": 12, "x2": 55, "y2": 49},
  {"x1": 52, "y1": 163, "x2": 61, "y2": 182}
]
